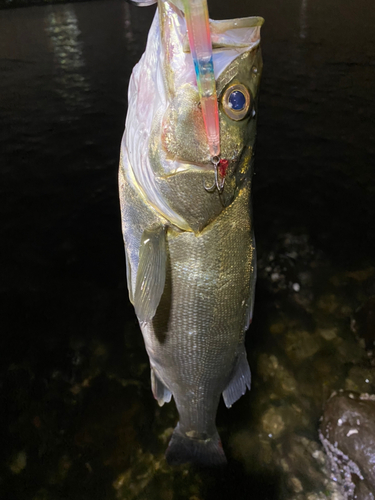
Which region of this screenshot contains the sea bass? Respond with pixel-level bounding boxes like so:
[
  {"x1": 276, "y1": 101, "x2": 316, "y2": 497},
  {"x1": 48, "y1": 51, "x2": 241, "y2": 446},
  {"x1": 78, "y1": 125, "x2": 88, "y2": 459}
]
[{"x1": 119, "y1": 0, "x2": 263, "y2": 465}]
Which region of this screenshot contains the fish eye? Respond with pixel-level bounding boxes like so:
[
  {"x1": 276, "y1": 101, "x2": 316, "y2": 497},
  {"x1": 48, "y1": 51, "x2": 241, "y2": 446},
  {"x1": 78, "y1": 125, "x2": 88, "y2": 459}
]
[{"x1": 222, "y1": 84, "x2": 251, "y2": 121}]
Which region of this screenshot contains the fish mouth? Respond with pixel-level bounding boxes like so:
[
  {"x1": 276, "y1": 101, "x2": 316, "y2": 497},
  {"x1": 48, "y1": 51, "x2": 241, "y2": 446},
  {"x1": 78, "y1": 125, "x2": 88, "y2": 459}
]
[
  {"x1": 158, "y1": 159, "x2": 215, "y2": 179},
  {"x1": 160, "y1": 157, "x2": 235, "y2": 177}
]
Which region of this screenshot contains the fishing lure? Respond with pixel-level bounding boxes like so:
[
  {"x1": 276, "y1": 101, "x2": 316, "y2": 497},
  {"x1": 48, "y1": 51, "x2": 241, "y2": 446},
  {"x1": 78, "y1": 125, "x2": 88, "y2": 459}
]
[{"x1": 183, "y1": 0, "x2": 228, "y2": 192}]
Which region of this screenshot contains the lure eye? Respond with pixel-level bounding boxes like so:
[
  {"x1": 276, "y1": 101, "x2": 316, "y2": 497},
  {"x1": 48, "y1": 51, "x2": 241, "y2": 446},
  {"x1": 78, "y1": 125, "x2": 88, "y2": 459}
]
[{"x1": 222, "y1": 84, "x2": 251, "y2": 121}]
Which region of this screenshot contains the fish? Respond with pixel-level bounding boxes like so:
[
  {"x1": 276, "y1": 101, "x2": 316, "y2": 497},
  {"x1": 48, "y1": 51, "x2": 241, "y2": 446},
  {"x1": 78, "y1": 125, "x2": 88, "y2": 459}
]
[{"x1": 119, "y1": 0, "x2": 263, "y2": 466}]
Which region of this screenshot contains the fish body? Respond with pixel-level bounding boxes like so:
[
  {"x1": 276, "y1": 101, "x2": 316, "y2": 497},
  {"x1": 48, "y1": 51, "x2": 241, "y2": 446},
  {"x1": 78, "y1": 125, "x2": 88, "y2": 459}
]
[{"x1": 119, "y1": 0, "x2": 263, "y2": 465}]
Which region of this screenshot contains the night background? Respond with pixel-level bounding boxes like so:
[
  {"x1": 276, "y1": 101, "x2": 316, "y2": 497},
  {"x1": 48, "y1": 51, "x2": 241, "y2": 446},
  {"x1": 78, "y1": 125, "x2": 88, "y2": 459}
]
[{"x1": 1, "y1": 0, "x2": 375, "y2": 498}]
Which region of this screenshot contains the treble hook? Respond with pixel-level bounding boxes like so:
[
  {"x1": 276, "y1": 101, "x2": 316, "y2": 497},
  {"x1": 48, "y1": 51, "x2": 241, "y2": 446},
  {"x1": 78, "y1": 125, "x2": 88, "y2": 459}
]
[{"x1": 204, "y1": 156, "x2": 225, "y2": 194}]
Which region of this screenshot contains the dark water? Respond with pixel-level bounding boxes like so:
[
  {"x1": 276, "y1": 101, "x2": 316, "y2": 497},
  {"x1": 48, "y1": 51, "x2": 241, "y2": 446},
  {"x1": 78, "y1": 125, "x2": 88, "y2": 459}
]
[{"x1": 1, "y1": 1, "x2": 375, "y2": 499}]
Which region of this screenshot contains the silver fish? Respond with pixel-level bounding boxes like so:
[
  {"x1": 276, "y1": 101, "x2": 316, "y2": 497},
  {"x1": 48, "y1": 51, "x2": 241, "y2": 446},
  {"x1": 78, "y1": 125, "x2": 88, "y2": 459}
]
[{"x1": 119, "y1": 0, "x2": 263, "y2": 465}]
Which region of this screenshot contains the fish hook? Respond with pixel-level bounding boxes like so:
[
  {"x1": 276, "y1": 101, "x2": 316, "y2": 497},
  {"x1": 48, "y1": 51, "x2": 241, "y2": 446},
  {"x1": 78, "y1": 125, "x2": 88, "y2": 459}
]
[{"x1": 204, "y1": 156, "x2": 225, "y2": 194}]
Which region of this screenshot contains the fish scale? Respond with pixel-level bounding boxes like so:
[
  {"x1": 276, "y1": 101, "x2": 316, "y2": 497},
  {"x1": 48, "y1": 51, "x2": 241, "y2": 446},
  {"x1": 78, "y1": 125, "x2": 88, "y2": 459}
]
[{"x1": 140, "y1": 180, "x2": 253, "y2": 440}]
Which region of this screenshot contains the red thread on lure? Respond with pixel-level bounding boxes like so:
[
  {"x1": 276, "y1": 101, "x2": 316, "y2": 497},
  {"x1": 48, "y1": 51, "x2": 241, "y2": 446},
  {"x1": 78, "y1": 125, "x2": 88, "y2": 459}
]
[{"x1": 218, "y1": 159, "x2": 229, "y2": 178}]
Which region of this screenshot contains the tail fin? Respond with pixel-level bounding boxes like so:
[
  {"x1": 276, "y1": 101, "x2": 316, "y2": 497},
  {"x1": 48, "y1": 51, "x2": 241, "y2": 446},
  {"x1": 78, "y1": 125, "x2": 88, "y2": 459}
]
[{"x1": 165, "y1": 424, "x2": 227, "y2": 467}]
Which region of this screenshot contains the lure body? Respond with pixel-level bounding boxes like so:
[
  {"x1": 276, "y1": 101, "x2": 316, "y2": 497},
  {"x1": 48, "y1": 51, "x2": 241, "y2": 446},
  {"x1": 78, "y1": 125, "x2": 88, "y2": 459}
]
[
  {"x1": 182, "y1": 0, "x2": 220, "y2": 158},
  {"x1": 119, "y1": 0, "x2": 263, "y2": 465}
]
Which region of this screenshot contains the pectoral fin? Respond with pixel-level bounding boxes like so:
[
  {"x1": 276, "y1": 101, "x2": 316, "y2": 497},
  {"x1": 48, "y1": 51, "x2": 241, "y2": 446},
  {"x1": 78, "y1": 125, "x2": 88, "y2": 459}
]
[
  {"x1": 151, "y1": 368, "x2": 172, "y2": 407},
  {"x1": 222, "y1": 347, "x2": 251, "y2": 408},
  {"x1": 134, "y1": 225, "x2": 167, "y2": 322}
]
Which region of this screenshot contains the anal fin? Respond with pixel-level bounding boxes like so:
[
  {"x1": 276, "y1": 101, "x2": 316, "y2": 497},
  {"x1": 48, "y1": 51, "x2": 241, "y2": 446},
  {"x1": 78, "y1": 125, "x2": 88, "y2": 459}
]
[
  {"x1": 222, "y1": 347, "x2": 251, "y2": 408},
  {"x1": 134, "y1": 225, "x2": 167, "y2": 322},
  {"x1": 151, "y1": 368, "x2": 172, "y2": 407}
]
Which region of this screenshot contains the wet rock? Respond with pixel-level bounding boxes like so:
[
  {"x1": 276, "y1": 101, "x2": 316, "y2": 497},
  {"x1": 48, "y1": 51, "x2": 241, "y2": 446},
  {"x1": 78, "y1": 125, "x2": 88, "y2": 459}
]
[
  {"x1": 270, "y1": 321, "x2": 287, "y2": 335},
  {"x1": 112, "y1": 448, "x2": 203, "y2": 500},
  {"x1": 333, "y1": 336, "x2": 365, "y2": 366},
  {"x1": 229, "y1": 429, "x2": 274, "y2": 471},
  {"x1": 48, "y1": 455, "x2": 72, "y2": 485},
  {"x1": 258, "y1": 233, "x2": 321, "y2": 301},
  {"x1": 112, "y1": 451, "x2": 167, "y2": 499},
  {"x1": 318, "y1": 327, "x2": 338, "y2": 341},
  {"x1": 257, "y1": 354, "x2": 298, "y2": 394},
  {"x1": 320, "y1": 391, "x2": 375, "y2": 499},
  {"x1": 276, "y1": 436, "x2": 332, "y2": 496},
  {"x1": 354, "y1": 480, "x2": 375, "y2": 500},
  {"x1": 284, "y1": 330, "x2": 321, "y2": 362},
  {"x1": 261, "y1": 406, "x2": 286, "y2": 438},
  {"x1": 317, "y1": 294, "x2": 340, "y2": 315},
  {"x1": 344, "y1": 366, "x2": 374, "y2": 394},
  {"x1": 9, "y1": 450, "x2": 27, "y2": 474},
  {"x1": 346, "y1": 268, "x2": 375, "y2": 283}
]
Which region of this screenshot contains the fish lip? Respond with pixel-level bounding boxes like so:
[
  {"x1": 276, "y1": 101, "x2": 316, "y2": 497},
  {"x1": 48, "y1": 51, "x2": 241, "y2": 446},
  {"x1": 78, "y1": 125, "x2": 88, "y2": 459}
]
[
  {"x1": 157, "y1": 162, "x2": 211, "y2": 179},
  {"x1": 173, "y1": 157, "x2": 235, "y2": 169},
  {"x1": 158, "y1": 157, "x2": 236, "y2": 179},
  {"x1": 163, "y1": 159, "x2": 214, "y2": 175}
]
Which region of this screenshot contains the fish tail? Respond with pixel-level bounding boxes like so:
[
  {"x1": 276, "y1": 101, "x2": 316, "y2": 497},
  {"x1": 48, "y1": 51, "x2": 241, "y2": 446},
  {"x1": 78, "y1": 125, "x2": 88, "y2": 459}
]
[{"x1": 165, "y1": 423, "x2": 227, "y2": 467}]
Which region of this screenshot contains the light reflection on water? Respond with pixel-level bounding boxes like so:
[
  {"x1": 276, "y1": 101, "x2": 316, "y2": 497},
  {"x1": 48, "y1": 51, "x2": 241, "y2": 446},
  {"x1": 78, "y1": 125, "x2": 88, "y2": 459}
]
[
  {"x1": 123, "y1": 2, "x2": 135, "y2": 49},
  {"x1": 44, "y1": 5, "x2": 90, "y2": 105},
  {"x1": 299, "y1": 0, "x2": 308, "y2": 39}
]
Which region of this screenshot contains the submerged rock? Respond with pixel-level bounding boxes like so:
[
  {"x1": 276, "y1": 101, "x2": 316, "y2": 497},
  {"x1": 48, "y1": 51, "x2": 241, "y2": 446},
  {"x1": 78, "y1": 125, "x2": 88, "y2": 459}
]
[
  {"x1": 320, "y1": 391, "x2": 375, "y2": 499},
  {"x1": 9, "y1": 450, "x2": 27, "y2": 474}
]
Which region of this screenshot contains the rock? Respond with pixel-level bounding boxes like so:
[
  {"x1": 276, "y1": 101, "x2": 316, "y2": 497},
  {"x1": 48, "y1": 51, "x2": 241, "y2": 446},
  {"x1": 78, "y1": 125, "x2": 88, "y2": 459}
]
[
  {"x1": 257, "y1": 354, "x2": 298, "y2": 394},
  {"x1": 320, "y1": 391, "x2": 375, "y2": 499},
  {"x1": 274, "y1": 435, "x2": 337, "y2": 498},
  {"x1": 344, "y1": 366, "x2": 374, "y2": 394},
  {"x1": 261, "y1": 406, "x2": 286, "y2": 438},
  {"x1": 354, "y1": 480, "x2": 375, "y2": 500},
  {"x1": 284, "y1": 330, "x2": 321, "y2": 362},
  {"x1": 346, "y1": 268, "x2": 375, "y2": 283},
  {"x1": 319, "y1": 327, "x2": 338, "y2": 341},
  {"x1": 317, "y1": 294, "x2": 340, "y2": 315},
  {"x1": 9, "y1": 450, "x2": 27, "y2": 474}
]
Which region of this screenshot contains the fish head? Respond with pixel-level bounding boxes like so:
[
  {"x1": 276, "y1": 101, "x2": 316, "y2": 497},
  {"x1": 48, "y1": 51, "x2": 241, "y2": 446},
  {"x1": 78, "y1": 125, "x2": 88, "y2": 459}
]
[
  {"x1": 124, "y1": 0, "x2": 263, "y2": 232},
  {"x1": 158, "y1": 6, "x2": 263, "y2": 170}
]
